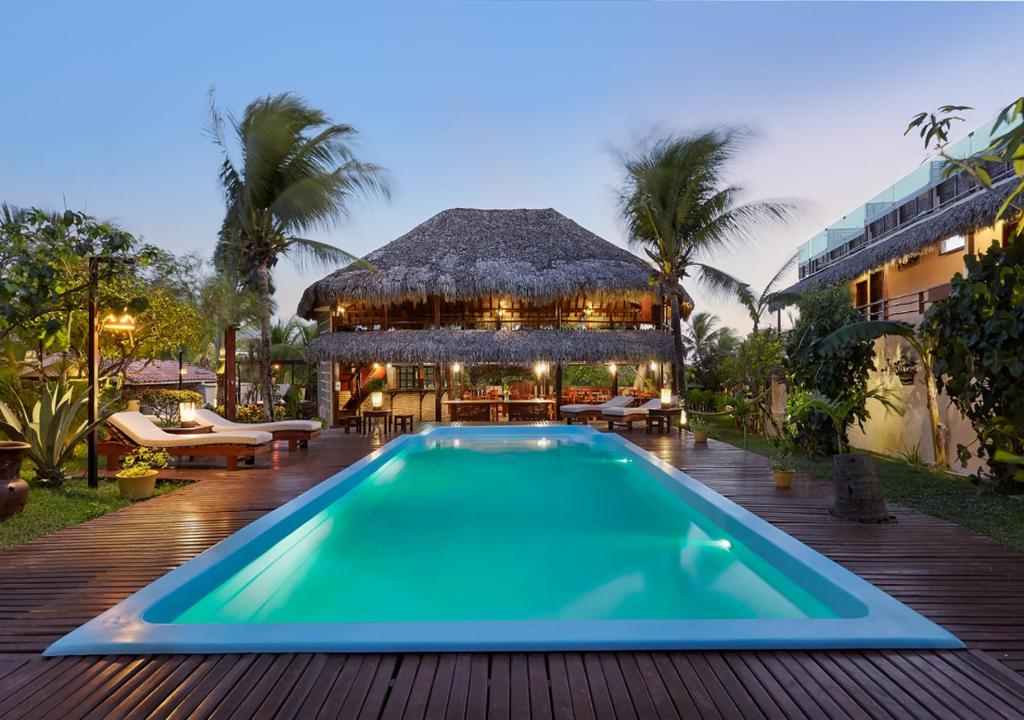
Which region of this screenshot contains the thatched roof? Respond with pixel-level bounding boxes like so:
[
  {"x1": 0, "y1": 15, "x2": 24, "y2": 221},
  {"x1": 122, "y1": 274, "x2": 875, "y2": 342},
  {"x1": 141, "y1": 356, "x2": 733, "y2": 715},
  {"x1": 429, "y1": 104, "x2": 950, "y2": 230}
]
[
  {"x1": 773, "y1": 180, "x2": 1018, "y2": 307},
  {"x1": 306, "y1": 328, "x2": 674, "y2": 365},
  {"x1": 298, "y1": 208, "x2": 657, "y2": 316}
]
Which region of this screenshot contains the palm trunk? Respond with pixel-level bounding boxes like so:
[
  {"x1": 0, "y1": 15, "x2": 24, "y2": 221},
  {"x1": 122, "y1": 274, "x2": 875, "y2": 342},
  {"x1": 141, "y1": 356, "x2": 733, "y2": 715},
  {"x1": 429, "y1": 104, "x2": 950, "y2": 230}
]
[
  {"x1": 668, "y1": 290, "x2": 688, "y2": 410},
  {"x1": 256, "y1": 263, "x2": 275, "y2": 422},
  {"x1": 923, "y1": 352, "x2": 947, "y2": 470}
]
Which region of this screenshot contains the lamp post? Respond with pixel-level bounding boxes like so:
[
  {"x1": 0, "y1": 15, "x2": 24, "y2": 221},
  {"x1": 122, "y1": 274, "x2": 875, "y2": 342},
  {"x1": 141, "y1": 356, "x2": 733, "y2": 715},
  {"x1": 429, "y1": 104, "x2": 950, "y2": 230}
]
[
  {"x1": 87, "y1": 256, "x2": 135, "y2": 489},
  {"x1": 177, "y1": 347, "x2": 185, "y2": 391}
]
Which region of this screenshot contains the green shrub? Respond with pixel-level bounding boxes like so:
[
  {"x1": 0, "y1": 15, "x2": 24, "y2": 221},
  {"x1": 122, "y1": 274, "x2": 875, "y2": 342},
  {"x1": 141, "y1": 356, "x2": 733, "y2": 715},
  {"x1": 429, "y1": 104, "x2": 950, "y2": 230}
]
[
  {"x1": 924, "y1": 234, "x2": 1024, "y2": 491},
  {"x1": 784, "y1": 286, "x2": 875, "y2": 455},
  {"x1": 140, "y1": 389, "x2": 203, "y2": 423},
  {"x1": 0, "y1": 381, "x2": 107, "y2": 486}
]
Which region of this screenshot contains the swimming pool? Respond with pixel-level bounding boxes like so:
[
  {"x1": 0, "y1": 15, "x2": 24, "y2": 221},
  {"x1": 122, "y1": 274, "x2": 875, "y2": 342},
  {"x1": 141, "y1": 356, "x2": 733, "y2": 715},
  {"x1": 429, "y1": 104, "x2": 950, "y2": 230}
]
[{"x1": 46, "y1": 426, "x2": 960, "y2": 655}]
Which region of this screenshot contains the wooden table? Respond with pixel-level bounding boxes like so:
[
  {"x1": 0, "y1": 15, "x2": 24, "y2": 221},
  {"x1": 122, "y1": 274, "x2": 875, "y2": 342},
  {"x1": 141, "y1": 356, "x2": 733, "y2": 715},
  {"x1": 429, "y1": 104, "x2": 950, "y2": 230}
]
[
  {"x1": 646, "y1": 406, "x2": 684, "y2": 435},
  {"x1": 506, "y1": 399, "x2": 554, "y2": 421},
  {"x1": 444, "y1": 400, "x2": 497, "y2": 421},
  {"x1": 361, "y1": 409, "x2": 393, "y2": 434}
]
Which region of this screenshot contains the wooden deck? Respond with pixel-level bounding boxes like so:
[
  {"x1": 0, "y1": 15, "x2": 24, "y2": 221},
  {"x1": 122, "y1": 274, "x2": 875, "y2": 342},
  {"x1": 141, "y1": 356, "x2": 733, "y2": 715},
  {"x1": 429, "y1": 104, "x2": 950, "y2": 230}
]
[{"x1": 2, "y1": 427, "x2": 1024, "y2": 718}]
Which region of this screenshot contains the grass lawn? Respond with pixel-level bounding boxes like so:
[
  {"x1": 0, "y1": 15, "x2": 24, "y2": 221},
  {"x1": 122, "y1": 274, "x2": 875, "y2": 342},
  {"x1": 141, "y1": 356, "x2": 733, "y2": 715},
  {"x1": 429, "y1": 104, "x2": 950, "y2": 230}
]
[
  {"x1": 707, "y1": 416, "x2": 1024, "y2": 552},
  {"x1": 1, "y1": 456, "x2": 189, "y2": 551}
]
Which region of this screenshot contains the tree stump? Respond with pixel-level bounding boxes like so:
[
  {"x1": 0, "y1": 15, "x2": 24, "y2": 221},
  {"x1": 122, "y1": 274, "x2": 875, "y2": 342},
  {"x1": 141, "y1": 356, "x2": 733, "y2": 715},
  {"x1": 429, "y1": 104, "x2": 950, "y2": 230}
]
[{"x1": 831, "y1": 454, "x2": 891, "y2": 522}]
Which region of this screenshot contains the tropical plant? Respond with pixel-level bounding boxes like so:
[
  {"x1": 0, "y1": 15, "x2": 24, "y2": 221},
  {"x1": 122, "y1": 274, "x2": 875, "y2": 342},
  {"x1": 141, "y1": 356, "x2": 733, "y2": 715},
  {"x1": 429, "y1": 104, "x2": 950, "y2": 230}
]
[
  {"x1": 729, "y1": 391, "x2": 754, "y2": 449},
  {"x1": 684, "y1": 312, "x2": 740, "y2": 390},
  {"x1": 0, "y1": 382, "x2": 108, "y2": 485},
  {"x1": 687, "y1": 415, "x2": 712, "y2": 433},
  {"x1": 738, "y1": 252, "x2": 800, "y2": 333},
  {"x1": 769, "y1": 448, "x2": 794, "y2": 473},
  {"x1": 819, "y1": 320, "x2": 946, "y2": 469},
  {"x1": 787, "y1": 386, "x2": 902, "y2": 455},
  {"x1": 784, "y1": 286, "x2": 876, "y2": 455},
  {"x1": 906, "y1": 97, "x2": 1024, "y2": 220},
  {"x1": 618, "y1": 131, "x2": 794, "y2": 410},
  {"x1": 139, "y1": 389, "x2": 203, "y2": 424},
  {"x1": 118, "y1": 447, "x2": 171, "y2": 478},
  {"x1": 923, "y1": 237, "x2": 1024, "y2": 491},
  {"x1": 209, "y1": 92, "x2": 389, "y2": 419}
]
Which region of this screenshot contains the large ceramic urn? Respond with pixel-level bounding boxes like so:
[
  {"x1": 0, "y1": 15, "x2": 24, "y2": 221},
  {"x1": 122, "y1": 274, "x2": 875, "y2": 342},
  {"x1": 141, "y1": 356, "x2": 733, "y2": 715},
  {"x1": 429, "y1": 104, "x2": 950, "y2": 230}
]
[{"x1": 0, "y1": 441, "x2": 30, "y2": 520}]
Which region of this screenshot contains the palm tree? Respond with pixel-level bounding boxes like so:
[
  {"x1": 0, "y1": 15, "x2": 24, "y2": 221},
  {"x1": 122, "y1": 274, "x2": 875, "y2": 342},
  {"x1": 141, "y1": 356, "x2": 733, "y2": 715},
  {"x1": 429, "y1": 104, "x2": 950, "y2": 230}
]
[
  {"x1": 209, "y1": 92, "x2": 389, "y2": 419},
  {"x1": 619, "y1": 131, "x2": 794, "y2": 406},
  {"x1": 739, "y1": 252, "x2": 799, "y2": 333}
]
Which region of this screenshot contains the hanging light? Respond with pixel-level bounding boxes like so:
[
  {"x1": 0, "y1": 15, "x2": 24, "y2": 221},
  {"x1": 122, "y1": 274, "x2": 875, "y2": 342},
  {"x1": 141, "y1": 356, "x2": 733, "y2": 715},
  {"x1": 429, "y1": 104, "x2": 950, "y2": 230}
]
[
  {"x1": 608, "y1": 363, "x2": 617, "y2": 375},
  {"x1": 451, "y1": 362, "x2": 462, "y2": 373},
  {"x1": 102, "y1": 311, "x2": 135, "y2": 333},
  {"x1": 650, "y1": 360, "x2": 659, "y2": 372},
  {"x1": 534, "y1": 361, "x2": 548, "y2": 377}
]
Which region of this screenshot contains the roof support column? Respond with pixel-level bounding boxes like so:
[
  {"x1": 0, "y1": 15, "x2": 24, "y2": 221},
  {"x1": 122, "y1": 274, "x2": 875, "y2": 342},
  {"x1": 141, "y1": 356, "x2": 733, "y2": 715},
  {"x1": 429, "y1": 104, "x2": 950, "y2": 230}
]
[
  {"x1": 555, "y1": 363, "x2": 563, "y2": 420},
  {"x1": 433, "y1": 295, "x2": 443, "y2": 421}
]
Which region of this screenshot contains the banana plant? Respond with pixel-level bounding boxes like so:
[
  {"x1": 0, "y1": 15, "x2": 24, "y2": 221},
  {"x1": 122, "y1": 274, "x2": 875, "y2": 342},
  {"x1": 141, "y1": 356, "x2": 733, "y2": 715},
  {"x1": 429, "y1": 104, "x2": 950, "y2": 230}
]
[
  {"x1": 0, "y1": 382, "x2": 109, "y2": 486},
  {"x1": 788, "y1": 386, "x2": 902, "y2": 455},
  {"x1": 819, "y1": 320, "x2": 946, "y2": 470}
]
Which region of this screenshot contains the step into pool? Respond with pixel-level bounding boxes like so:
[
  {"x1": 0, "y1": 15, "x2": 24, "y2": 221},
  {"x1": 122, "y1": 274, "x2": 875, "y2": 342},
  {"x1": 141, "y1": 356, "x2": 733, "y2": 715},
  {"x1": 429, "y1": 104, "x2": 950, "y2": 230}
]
[{"x1": 46, "y1": 426, "x2": 961, "y2": 655}]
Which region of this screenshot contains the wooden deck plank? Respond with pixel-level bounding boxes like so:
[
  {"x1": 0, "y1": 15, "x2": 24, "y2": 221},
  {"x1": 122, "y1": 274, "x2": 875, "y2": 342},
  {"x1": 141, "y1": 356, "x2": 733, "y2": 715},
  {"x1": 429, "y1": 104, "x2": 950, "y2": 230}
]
[{"x1": 0, "y1": 429, "x2": 1023, "y2": 718}]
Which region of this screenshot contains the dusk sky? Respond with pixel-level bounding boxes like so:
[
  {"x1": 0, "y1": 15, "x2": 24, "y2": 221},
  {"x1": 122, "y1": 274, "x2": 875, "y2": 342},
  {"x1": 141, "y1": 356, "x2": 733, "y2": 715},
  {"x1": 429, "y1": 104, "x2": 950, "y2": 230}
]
[{"x1": 3, "y1": 1, "x2": 1021, "y2": 333}]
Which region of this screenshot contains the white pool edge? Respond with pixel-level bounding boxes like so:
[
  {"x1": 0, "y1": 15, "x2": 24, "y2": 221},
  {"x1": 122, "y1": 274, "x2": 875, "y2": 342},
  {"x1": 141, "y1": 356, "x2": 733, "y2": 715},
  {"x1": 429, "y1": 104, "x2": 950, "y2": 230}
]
[{"x1": 45, "y1": 425, "x2": 963, "y2": 656}]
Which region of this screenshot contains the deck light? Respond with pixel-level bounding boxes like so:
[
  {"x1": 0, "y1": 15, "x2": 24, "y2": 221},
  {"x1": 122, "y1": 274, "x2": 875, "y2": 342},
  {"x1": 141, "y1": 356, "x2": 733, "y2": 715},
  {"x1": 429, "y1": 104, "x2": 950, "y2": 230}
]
[
  {"x1": 660, "y1": 388, "x2": 672, "y2": 408},
  {"x1": 179, "y1": 402, "x2": 197, "y2": 427}
]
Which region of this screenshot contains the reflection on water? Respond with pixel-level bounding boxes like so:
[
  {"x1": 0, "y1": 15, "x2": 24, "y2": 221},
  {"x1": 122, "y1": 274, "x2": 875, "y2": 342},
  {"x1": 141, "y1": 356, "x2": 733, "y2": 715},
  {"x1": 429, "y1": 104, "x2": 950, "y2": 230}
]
[{"x1": 175, "y1": 442, "x2": 836, "y2": 624}]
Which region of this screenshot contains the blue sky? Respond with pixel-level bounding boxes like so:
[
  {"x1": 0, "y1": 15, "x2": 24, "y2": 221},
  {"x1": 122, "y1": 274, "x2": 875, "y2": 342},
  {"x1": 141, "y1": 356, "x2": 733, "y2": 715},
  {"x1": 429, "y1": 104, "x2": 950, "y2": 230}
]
[{"x1": 3, "y1": 1, "x2": 1021, "y2": 332}]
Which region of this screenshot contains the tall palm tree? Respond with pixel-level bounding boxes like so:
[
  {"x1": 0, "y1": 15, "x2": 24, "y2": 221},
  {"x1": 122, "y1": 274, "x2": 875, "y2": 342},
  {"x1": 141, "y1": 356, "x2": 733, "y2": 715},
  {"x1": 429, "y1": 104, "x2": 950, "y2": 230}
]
[
  {"x1": 739, "y1": 252, "x2": 799, "y2": 333},
  {"x1": 210, "y1": 92, "x2": 389, "y2": 419},
  {"x1": 619, "y1": 131, "x2": 794, "y2": 407}
]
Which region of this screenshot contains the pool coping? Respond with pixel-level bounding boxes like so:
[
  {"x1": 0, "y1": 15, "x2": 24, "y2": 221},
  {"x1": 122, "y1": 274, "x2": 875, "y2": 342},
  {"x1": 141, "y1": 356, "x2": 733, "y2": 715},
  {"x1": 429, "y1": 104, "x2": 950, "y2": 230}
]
[{"x1": 44, "y1": 425, "x2": 963, "y2": 655}]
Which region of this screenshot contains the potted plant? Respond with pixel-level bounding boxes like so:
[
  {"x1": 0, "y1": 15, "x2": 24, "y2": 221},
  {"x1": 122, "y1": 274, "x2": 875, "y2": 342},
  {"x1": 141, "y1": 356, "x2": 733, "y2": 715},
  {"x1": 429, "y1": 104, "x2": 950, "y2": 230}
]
[
  {"x1": 769, "y1": 448, "x2": 794, "y2": 489},
  {"x1": 0, "y1": 441, "x2": 30, "y2": 520},
  {"x1": 116, "y1": 447, "x2": 171, "y2": 500},
  {"x1": 789, "y1": 387, "x2": 901, "y2": 522},
  {"x1": 688, "y1": 415, "x2": 711, "y2": 444},
  {"x1": 889, "y1": 354, "x2": 918, "y2": 386}
]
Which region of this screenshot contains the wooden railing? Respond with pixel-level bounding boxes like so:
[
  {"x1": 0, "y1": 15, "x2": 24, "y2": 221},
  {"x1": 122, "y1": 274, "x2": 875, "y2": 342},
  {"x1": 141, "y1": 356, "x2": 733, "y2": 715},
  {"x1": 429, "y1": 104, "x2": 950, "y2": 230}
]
[{"x1": 856, "y1": 283, "x2": 952, "y2": 323}]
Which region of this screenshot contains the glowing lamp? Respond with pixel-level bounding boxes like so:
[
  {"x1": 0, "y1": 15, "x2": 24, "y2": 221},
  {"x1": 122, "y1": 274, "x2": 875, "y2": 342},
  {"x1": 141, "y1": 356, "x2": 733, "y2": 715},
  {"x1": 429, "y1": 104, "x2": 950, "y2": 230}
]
[
  {"x1": 534, "y1": 361, "x2": 548, "y2": 377},
  {"x1": 102, "y1": 312, "x2": 136, "y2": 333},
  {"x1": 608, "y1": 363, "x2": 617, "y2": 375},
  {"x1": 371, "y1": 391, "x2": 384, "y2": 409},
  {"x1": 179, "y1": 402, "x2": 197, "y2": 427},
  {"x1": 660, "y1": 388, "x2": 672, "y2": 408},
  {"x1": 451, "y1": 362, "x2": 462, "y2": 373},
  {"x1": 680, "y1": 409, "x2": 687, "y2": 426},
  {"x1": 650, "y1": 360, "x2": 659, "y2": 372}
]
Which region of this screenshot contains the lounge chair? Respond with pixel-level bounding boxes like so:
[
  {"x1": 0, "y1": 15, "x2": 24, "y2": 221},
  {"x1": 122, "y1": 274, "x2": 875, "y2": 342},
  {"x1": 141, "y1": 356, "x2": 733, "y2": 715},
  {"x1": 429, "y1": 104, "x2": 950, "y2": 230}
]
[
  {"x1": 193, "y1": 409, "x2": 322, "y2": 452},
  {"x1": 560, "y1": 395, "x2": 634, "y2": 424},
  {"x1": 602, "y1": 397, "x2": 669, "y2": 430},
  {"x1": 99, "y1": 411, "x2": 273, "y2": 472}
]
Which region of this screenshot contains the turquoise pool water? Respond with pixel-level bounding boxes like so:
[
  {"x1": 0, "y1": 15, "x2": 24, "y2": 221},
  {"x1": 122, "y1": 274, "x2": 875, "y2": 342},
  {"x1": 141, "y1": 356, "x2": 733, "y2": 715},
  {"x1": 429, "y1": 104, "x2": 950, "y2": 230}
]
[{"x1": 173, "y1": 438, "x2": 835, "y2": 624}]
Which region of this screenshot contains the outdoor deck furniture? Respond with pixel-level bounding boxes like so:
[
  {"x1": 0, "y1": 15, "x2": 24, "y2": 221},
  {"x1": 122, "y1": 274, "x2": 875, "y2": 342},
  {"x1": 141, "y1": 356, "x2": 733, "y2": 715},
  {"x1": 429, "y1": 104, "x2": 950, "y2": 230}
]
[
  {"x1": 338, "y1": 414, "x2": 362, "y2": 434},
  {"x1": 507, "y1": 399, "x2": 554, "y2": 421},
  {"x1": 603, "y1": 397, "x2": 668, "y2": 430},
  {"x1": 646, "y1": 406, "x2": 684, "y2": 436},
  {"x1": 361, "y1": 409, "x2": 393, "y2": 434},
  {"x1": 99, "y1": 411, "x2": 273, "y2": 472},
  {"x1": 560, "y1": 395, "x2": 634, "y2": 424},
  {"x1": 394, "y1": 414, "x2": 415, "y2": 433},
  {"x1": 194, "y1": 409, "x2": 321, "y2": 452},
  {"x1": 444, "y1": 400, "x2": 496, "y2": 422}
]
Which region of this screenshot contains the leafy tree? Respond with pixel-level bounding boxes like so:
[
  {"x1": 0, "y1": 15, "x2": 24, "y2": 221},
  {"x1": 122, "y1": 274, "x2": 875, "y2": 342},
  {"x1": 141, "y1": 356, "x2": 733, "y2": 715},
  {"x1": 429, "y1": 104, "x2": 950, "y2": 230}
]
[
  {"x1": 784, "y1": 286, "x2": 876, "y2": 455},
  {"x1": 733, "y1": 329, "x2": 785, "y2": 435},
  {"x1": 209, "y1": 92, "x2": 390, "y2": 419},
  {"x1": 684, "y1": 312, "x2": 740, "y2": 390},
  {"x1": 618, "y1": 130, "x2": 793, "y2": 408},
  {"x1": 820, "y1": 320, "x2": 947, "y2": 470},
  {"x1": 923, "y1": 240, "x2": 1024, "y2": 491},
  {"x1": 0, "y1": 208, "x2": 150, "y2": 345},
  {"x1": 738, "y1": 252, "x2": 799, "y2": 333}
]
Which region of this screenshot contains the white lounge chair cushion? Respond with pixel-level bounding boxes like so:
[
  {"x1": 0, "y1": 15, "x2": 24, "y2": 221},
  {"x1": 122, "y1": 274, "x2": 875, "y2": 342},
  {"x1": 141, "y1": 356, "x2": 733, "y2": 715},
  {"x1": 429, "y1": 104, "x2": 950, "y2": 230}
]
[
  {"x1": 109, "y1": 412, "x2": 272, "y2": 447},
  {"x1": 602, "y1": 397, "x2": 672, "y2": 417},
  {"x1": 559, "y1": 395, "x2": 634, "y2": 413},
  {"x1": 194, "y1": 408, "x2": 320, "y2": 434}
]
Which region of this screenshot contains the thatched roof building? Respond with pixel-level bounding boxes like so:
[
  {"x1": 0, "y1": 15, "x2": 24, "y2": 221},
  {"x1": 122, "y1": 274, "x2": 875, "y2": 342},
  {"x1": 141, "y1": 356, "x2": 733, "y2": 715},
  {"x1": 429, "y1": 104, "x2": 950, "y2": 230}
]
[
  {"x1": 300, "y1": 208, "x2": 679, "y2": 366},
  {"x1": 298, "y1": 208, "x2": 658, "y2": 313},
  {"x1": 306, "y1": 328, "x2": 674, "y2": 366}
]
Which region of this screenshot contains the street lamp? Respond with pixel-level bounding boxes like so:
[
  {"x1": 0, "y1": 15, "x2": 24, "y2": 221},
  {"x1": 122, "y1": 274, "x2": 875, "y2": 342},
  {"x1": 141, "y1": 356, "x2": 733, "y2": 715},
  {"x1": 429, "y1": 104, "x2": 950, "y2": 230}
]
[{"x1": 87, "y1": 256, "x2": 135, "y2": 488}]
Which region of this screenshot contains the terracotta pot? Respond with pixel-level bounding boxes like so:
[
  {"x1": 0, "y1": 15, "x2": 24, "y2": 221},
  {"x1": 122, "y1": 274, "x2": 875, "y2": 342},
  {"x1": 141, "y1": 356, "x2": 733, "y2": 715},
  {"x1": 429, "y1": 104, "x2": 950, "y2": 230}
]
[
  {"x1": 693, "y1": 430, "x2": 708, "y2": 444},
  {"x1": 0, "y1": 441, "x2": 30, "y2": 520},
  {"x1": 832, "y1": 453, "x2": 890, "y2": 522},
  {"x1": 116, "y1": 470, "x2": 159, "y2": 500},
  {"x1": 772, "y1": 470, "x2": 794, "y2": 489}
]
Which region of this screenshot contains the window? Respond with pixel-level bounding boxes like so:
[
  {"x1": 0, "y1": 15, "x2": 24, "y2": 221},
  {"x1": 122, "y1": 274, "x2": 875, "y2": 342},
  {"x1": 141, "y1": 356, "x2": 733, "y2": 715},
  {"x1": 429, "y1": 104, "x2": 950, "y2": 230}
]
[
  {"x1": 396, "y1": 365, "x2": 436, "y2": 389},
  {"x1": 940, "y1": 235, "x2": 966, "y2": 255}
]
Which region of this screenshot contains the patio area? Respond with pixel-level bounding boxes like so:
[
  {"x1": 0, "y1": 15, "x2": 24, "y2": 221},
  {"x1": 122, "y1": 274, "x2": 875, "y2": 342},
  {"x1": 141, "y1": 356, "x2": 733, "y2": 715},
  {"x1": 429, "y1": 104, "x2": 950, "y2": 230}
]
[{"x1": 1, "y1": 427, "x2": 1023, "y2": 719}]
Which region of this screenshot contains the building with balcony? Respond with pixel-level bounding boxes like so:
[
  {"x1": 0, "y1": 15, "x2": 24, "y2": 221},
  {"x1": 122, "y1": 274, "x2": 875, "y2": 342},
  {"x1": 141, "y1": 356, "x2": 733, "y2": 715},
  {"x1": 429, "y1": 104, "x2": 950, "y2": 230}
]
[{"x1": 777, "y1": 115, "x2": 1021, "y2": 469}]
